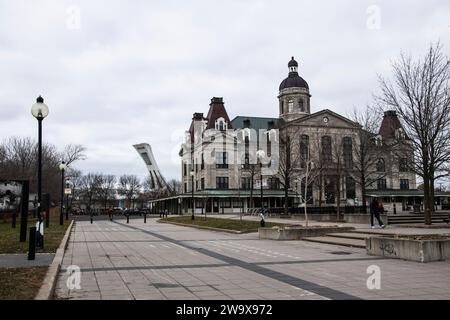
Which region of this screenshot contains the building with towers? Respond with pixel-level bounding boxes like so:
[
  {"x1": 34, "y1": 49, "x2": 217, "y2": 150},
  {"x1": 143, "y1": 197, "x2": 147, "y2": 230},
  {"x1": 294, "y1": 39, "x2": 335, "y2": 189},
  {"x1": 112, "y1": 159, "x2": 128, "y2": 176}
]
[{"x1": 149, "y1": 57, "x2": 446, "y2": 216}]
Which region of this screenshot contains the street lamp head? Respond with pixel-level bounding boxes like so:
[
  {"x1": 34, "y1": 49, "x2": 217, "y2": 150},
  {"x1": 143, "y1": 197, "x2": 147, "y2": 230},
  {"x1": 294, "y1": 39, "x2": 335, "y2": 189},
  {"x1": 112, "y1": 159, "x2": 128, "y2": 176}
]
[
  {"x1": 59, "y1": 161, "x2": 67, "y2": 171},
  {"x1": 31, "y1": 96, "x2": 49, "y2": 119},
  {"x1": 257, "y1": 150, "x2": 266, "y2": 159}
]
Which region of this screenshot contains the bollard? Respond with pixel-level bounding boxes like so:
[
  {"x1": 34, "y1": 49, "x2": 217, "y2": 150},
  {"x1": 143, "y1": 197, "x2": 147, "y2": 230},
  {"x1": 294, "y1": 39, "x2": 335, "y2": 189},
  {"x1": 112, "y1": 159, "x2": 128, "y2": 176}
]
[
  {"x1": 90, "y1": 215, "x2": 93, "y2": 224},
  {"x1": 144, "y1": 214, "x2": 147, "y2": 224},
  {"x1": 393, "y1": 203, "x2": 397, "y2": 215},
  {"x1": 28, "y1": 227, "x2": 36, "y2": 260},
  {"x1": 127, "y1": 215, "x2": 130, "y2": 224},
  {"x1": 12, "y1": 212, "x2": 17, "y2": 229}
]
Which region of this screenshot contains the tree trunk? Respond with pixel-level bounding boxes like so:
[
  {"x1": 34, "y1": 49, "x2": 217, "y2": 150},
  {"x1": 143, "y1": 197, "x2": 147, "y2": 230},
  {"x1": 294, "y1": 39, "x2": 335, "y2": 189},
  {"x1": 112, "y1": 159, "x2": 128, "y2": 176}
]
[
  {"x1": 361, "y1": 175, "x2": 367, "y2": 214},
  {"x1": 284, "y1": 185, "x2": 289, "y2": 216},
  {"x1": 423, "y1": 174, "x2": 432, "y2": 225}
]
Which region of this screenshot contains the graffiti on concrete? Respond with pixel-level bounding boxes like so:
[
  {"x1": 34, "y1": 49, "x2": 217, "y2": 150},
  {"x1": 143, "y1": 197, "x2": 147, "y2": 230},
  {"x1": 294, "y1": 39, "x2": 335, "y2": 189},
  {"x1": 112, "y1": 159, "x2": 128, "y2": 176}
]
[{"x1": 380, "y1": 242, "x2": 397, "y2": 256}]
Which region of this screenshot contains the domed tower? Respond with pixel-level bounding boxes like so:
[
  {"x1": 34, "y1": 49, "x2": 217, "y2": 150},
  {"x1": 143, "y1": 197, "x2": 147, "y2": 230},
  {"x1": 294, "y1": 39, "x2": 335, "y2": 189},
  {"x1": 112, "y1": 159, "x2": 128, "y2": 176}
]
[{"x1": 278, "y1": 57, "x2": 311, "y2": 121}]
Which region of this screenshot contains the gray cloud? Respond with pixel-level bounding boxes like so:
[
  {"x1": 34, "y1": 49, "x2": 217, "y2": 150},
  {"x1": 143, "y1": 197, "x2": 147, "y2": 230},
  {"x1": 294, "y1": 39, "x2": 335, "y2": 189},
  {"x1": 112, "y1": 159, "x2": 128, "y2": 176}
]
[{"x1": 1, "y1": 0, "x2": 449, "y2": 181}]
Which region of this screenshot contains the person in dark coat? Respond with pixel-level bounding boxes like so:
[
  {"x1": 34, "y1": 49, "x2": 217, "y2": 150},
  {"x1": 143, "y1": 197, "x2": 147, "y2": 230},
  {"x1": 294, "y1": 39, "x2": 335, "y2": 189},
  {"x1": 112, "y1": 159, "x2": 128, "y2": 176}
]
[{"x1": 370, "y1": 198, "x2": 385, "y2": 229}]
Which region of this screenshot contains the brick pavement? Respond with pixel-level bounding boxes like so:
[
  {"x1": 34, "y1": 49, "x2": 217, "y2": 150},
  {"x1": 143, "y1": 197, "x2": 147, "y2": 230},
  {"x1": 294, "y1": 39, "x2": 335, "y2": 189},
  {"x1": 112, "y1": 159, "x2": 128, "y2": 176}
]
[{"x1": 55, "y1": 218, "x2": 450, "y2": 300}]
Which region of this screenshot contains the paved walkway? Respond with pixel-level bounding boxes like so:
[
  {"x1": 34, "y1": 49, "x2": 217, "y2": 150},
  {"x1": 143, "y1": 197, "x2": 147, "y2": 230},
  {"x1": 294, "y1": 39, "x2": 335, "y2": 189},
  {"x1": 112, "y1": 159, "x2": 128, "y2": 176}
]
[
  {"x1": 0, "y1": 253, "x2": 54, "y2": 268},
  {"x1": 55, "y1": 218, "x2": 450, "y2": 300}
]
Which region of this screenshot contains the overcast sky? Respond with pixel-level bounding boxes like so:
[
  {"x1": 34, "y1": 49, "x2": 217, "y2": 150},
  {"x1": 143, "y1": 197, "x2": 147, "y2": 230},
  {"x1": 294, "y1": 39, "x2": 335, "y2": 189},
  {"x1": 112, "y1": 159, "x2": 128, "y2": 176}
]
[{"x1": 0, "y1": 0, "x2": 449, "y2": 181}]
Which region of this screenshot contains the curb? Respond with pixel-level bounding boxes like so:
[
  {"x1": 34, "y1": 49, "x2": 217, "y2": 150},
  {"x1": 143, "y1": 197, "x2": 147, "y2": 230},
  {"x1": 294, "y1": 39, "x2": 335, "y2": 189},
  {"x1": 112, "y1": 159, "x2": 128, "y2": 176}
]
[
  {"x1": 35, "y1": 220, "x2": 75, "y2": 300},
  {"x1": 158, "y1": 219, "x2": 257, "y2": 234}
]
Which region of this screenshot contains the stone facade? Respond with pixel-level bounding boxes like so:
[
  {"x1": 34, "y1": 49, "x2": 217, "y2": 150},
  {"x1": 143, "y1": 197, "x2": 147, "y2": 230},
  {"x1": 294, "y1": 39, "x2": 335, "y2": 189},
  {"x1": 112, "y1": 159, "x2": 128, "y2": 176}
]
[{"x1": 178, "y1": 57, "x2": 416, "y2": 211}]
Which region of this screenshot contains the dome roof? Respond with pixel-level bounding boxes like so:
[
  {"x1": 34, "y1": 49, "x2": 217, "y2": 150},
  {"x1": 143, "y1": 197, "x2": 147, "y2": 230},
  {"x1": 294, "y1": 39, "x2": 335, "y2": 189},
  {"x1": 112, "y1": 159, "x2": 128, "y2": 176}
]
[
  {"x1": 279, "y1": 74, "x2": 309, "y2": 91},
  {"x1": 288, "y1": 57, "x2": 298, "y2": 67},
  {"x1": 279, "y1": 56, "x2": 309, "y2": 91}
]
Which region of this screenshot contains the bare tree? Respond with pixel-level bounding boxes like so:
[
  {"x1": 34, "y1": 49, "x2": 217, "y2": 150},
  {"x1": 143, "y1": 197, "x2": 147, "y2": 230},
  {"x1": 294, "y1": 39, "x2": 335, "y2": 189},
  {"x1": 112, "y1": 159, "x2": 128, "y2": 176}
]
[
  {"x1": 97, "y1": 174, "x2": 117, "y2": 210},
  {"x1": 79, "y1": 173, "x2": 102, "y2": 212},
  {"x1": 118, "y1": 175, "x2": 142, "y2": 209},
  {"x1": 277, "y1": 128, "x2": 301, "y2": 215},
  {"x1": 376, "y1": 42, "x2": 450, "y2": 224},
  {"x1": 62, "y1": 144, "x2": 87, "y2": 166},
  {"x1": 350, "y1": 106, "x2": 388, "y2": 213}
]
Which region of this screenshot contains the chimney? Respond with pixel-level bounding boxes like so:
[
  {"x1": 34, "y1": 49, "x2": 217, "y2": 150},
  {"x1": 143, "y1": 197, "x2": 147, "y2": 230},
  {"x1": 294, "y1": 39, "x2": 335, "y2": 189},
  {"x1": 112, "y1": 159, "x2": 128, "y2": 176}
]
[{"x1": 210, "y1": 97, "x2": 224, "y2": 105}]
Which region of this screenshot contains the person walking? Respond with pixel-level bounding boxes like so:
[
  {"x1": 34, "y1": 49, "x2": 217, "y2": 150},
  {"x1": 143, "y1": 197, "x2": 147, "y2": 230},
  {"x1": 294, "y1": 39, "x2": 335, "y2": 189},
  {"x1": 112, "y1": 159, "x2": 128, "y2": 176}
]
[{"x1": 370, "y1": 198, "x2": 385, "y2": 229}]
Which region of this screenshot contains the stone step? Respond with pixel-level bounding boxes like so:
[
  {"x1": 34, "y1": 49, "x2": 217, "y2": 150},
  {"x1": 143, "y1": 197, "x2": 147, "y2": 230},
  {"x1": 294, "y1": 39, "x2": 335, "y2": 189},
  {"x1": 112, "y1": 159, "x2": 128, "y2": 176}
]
[
  {"x1": 302, "y1": 236, "x2": 366, "y2": 249},
  {"x1": 325, "y1": 232, "x2": 368, "y2": 240}
]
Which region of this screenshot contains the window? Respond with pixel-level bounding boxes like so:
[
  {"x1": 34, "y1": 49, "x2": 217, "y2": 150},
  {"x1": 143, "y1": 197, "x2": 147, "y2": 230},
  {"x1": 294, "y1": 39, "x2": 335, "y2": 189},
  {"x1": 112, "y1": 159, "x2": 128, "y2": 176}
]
[
  {"x1": 196, "y1": 180, "x2": 199, "y2": 191},
  {"x1": 266, "y1": 131, "x2": 272, "y2": 157},
  {"x1": 400, "y1": 179, "x2": 409, "y2": 190},
  {"x1": 184, "y1": 183, "x2": 187, "y2": 193},
  {"x1": 215, "y1": 117, "x2": 227, "y2": 131},
  {"x1": 216, "y1": 177, "x2": 229, "y2": 190},
  {"x1": 399, "y1": 158, "x2": 408, "y2": 172},
  {"x1": 377, "y1": 159, "x2": 385, "y2": 172},
  {"x1": 322, "y1": 136, "x2": 332, "y2": 163},
  {"x1": 343, "y1": 137, "x2": 353, "y2": 169},
  {"x1": 288, "y1": 100, "x2": 294, "y2": 113},
  {"x1": 298, "y1": 99, "x2": 305, "y2": 112},
  {"x1": 216, "y1": 152, "x2": 228, "y2": 169},
  {"x1": 183, "y1": 163, "x2": 187, "y2": 176},
  {"x1": 300, "y1": 135, "x2": 309, "y2": 168},
  {"x1": 201, "y1": 178, "x2": 205, "y2": 190},
  {"x1": 268, "y1": 178, "x2": 280, "y2": 190},
  {"x1": 300, "y1": 178, "x2": 313, "y2": 204},
  {"x1": 324, "y1": 177, "x2": 335, "y2": 204},
  {"x1": 280, "y1": 101, "x2": 284, "y2": 114},
  {"x1": 377, "y1": 179, "x2": 387, "y2": 190},
  {"x1": 201, "y1": 154, "x2": 205, "y2": 170},
  {"x1": 346, "y1": 176, "x2": 356, "y2": 199},
  {"x1": 241, "y1": 177, "x2": 251, "y2": 190}
]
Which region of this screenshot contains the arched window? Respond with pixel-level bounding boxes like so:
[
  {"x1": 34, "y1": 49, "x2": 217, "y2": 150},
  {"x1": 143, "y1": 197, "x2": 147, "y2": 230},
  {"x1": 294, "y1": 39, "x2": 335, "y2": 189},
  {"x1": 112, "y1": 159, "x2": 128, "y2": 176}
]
[
  {"x1": 346, "y1": 176, "x2": 356, "y2": 199},
  {"x1": 300, "y1": 135, "x2": 309, "y2": 168},
  {"x1": 377, "y1": 159, "x2": 385, "y2": 172},
  {"x1": 298, "y1": 99, "x2": 305, "y2": 112},
  {"x1": 322, "y1": 136, "x2": 332, "y2": 163},
  {"x1": 343, "y1": 137, "x2": 353, "y2": 168},
  {"x1": 288, "y1": 100, "x2": 294, "y2": 113}
]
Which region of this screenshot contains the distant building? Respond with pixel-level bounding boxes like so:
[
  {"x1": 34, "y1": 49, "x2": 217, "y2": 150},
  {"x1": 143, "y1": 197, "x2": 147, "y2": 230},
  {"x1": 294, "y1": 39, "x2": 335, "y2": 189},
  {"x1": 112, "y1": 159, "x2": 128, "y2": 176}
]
[{"x1": 151, "y1": 57, "x2": 450, "y2": 214}]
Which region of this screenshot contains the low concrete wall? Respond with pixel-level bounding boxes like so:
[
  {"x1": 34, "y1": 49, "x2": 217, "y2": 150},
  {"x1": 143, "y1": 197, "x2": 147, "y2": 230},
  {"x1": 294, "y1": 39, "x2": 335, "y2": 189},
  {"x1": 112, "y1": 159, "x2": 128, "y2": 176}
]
[
  {"x1": 35, "y1": 220, "x2": 74, "y2": 300},
  {"x1": 259, "y1": 226, "x2": 355, "y2": 240},
  {"x1": 366, "y1": 236, "x2": 450, "y2": 263},
  {"x1": 291, "y1": 214, "x2": 387, "y2": 224}
]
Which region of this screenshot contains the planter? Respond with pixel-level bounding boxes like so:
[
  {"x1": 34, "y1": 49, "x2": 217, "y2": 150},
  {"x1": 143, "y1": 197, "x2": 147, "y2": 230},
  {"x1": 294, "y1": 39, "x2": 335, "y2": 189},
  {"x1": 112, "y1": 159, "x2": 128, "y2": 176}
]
[
  {"x1": 366, "y1": 235, "x2": 450, "y2": 263},
  {"x1": 259, "y1": 226, "x2": 355, "y2": 240}
]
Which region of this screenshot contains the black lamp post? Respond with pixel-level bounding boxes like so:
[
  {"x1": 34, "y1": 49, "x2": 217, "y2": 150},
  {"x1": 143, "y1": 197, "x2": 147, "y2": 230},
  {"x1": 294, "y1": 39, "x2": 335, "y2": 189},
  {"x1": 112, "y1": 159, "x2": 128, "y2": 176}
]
[
  {"x1": 257, "y1": 150, "x2": 265, "y2": 213},
  {"x1": 31, "y1": 96, "x2": 49, "y2": 223},
  {"x1": 190, "y1": 171, "x2": 195, "y2": 220},
  {"x1": 65, "y1": 179, "x2": 71, "y2": 220},
  {"x1": 59, "y1": 162, "x2": 67, "y2": 225}
]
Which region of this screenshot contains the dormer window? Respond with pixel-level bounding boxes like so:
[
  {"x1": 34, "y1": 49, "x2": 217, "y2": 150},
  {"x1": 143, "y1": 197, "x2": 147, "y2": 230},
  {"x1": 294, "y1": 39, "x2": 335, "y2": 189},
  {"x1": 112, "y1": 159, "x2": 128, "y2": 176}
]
[
  {"x1": 215, "y1": 117, "x2": 227, "y2": 131},
  {"x1": 395, "y1": 128, "x2": 405, "y2": 140}
]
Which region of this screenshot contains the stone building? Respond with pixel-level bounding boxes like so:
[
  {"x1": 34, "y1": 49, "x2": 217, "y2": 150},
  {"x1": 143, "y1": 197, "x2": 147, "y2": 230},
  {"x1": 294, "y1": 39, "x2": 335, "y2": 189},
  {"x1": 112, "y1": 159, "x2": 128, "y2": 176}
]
[{"x1": 152, "y1": 57, "x2": 429, "y2": 215}]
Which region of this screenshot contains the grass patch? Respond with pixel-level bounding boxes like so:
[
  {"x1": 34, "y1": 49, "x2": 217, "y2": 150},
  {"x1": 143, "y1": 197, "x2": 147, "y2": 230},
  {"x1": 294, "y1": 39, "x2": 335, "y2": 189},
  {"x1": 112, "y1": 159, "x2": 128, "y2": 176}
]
[
  {"x1": 162, "y1": 216, "x2": 286, "y2": 232},
  {"x1": 0, "y1": 220, "x2": 70, "y2": 254},
  {"x1": 0, "y1": 267, "x2": 48, "y2": 300}
]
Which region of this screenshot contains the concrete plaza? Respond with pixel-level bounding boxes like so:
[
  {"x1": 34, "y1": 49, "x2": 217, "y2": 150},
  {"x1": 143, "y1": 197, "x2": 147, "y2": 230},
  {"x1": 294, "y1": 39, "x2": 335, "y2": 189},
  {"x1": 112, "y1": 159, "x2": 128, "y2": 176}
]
[{"x1": 55, "y1": 217, "x2": 450, "y2": 300}]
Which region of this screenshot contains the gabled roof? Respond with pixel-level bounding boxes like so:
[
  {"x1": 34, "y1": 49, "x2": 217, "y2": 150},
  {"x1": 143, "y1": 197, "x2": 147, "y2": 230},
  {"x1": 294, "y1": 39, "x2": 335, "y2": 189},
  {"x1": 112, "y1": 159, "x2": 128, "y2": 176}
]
[{"x1": 285, "y1": 109, "x2": 361, "y2": 128}]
